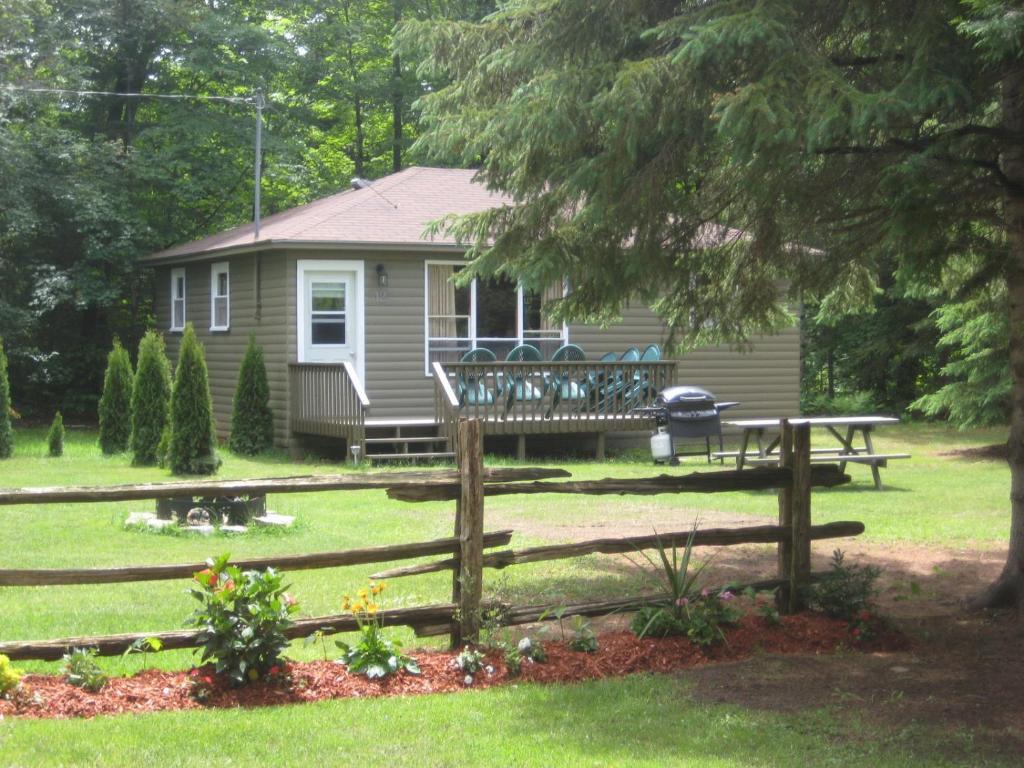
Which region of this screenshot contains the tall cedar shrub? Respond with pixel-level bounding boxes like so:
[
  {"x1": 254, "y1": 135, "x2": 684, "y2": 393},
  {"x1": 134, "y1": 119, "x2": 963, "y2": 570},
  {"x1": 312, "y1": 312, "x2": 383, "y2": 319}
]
[
  {"x1": 0, "y1": 337, "x2": 13, "y2": 458},
  {"x1": 169, "y1": 323, "x2": 221, "y2": 475},
  {"x1": 229, "y1": 334, "x2": 274, "y2": 455},
  {"x1": 47, "y1": 411, "x2": 64, "y2": 457},
  {"x1": 98, "y1": 339, "x2": 133, "y2": 454},
  {"x1": 131, "y1": 331, "x2": 172, "y2": 465}
]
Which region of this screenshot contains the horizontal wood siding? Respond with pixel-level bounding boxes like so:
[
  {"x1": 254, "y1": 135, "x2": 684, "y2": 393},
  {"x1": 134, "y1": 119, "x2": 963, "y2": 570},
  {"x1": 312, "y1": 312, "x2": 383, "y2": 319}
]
[
  {"x1": 568, "y1": 303, "x2": 800, "y2": 422},
  {"x1": 152, "y1": 254, "x2": 290, "y2": 446}
]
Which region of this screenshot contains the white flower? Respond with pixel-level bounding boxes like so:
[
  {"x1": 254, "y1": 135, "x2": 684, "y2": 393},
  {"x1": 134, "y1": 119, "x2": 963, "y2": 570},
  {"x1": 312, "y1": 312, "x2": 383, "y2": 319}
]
[
  {"x1": 463, "y1": 674, "x2": 474, "y2": 686},
  {"x1": 517, "y1": 637, "x2": 532, "y2": 653},
  {"x1": 485, "y1": 665, "x2": 494, "y2": 676}
]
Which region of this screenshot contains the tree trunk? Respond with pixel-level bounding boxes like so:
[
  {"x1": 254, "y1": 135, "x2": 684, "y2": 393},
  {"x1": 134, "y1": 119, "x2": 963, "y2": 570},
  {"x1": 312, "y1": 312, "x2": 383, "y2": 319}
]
[{"x1": 979, "y1": 65, "x2": 1024, "y2": 610}]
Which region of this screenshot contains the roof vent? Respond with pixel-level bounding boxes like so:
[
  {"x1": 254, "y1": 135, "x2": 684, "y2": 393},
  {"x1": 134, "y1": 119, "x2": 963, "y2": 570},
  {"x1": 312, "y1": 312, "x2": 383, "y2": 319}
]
[{"x1": 351, "y1": 177, "x2": 372, "y2": 190}]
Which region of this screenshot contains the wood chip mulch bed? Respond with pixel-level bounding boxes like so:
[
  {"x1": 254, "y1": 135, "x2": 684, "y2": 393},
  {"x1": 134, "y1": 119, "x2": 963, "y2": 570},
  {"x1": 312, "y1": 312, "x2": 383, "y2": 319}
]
[{"x1": 0, "y1": 613, "x2": 908, "y2": 720}]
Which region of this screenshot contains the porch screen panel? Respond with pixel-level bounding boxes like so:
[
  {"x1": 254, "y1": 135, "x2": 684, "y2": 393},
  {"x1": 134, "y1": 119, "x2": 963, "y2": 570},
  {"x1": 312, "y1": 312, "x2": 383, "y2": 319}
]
[{"x1": 427, "y1": 264, "x2": 470, "y2": 365}]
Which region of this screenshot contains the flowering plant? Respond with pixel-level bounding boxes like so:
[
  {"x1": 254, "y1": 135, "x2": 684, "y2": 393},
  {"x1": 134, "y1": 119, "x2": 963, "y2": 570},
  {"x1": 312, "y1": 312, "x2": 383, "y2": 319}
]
[
  {"x1": 186, "y1": 553, "x2": 299, "y2": 687},
  {"x1": 0, "y1": 653, "x2": 22, "y2": 698},
  {"x1": 849, "y1": 609, "x2": 876, "y2": 642},
  {"x1": 335, "y1": 580, "x2": 420, "y2": 679},
  {"x1": 453, "y1": 646, "x2": 493, "y2": 686}
]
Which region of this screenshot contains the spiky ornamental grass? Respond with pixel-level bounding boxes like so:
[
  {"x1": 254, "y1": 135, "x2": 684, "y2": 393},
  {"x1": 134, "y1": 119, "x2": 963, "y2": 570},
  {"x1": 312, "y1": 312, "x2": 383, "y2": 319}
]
[
  {"x1": 98, "y1": 339, "x2": 133, "y2": 455},
  {"x1": 229, "y1": 334, "x2": 274, "y2": 455},
  {"x1": 0, "y1": 337, "x2": 13, "y2": 459},
  {"x1": 168, "y1": 323, "x2": 221, "y2": 475},
  {"x1": 47, "y1": 412, "x2": 64, "y2": 457},
  {"x1": 131, "y1": 331, "x2": 172, "y2": 466}
]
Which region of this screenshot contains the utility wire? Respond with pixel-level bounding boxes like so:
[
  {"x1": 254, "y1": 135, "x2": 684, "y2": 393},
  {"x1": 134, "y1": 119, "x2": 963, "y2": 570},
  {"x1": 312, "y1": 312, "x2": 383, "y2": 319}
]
[{"x1": 0, "y1": 85, "x2": 256, "y2": 104}]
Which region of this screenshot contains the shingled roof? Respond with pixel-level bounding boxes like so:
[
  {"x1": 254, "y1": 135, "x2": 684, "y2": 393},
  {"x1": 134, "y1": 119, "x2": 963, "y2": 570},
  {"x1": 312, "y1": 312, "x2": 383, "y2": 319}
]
[{"x1": 141, "y1": 166, "x2": 509, "y2": 263}]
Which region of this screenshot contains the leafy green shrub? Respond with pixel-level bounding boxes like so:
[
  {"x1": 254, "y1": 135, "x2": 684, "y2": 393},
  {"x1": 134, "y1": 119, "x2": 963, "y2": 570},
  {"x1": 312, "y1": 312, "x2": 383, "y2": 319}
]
[
  {"x1": 336, "y1": 581, "x2": 420, "y2": 679},
  {"x1": 47, "y1": 411, "x2": 64, "y2": 457},
  {"x1": 98, "y1": 338, "x2": 134, "y2": 454},
  {"x1": 801, "y1": 390, "x2": 881, "y2": 417},
  {"x1": 131, "y1": 331, "x2": 172, "y2": 466},
  {"x1": 567, "y1": 616, "x2": 599, "y2": 653},
  {"x1": 0, "y1": 337, "x2": 13, "y2": 459},
  {"x1": 187, "y1": 554, "x2": 299, "y2": 687},
  {"x1": 0, "y1": 653, "x2": 21, "y2": 697},
  {"x1": 62, "y1": 648, "x2": 108, "y2": 692},
  {"x1": 229, "y1": 334, "x2": 274, "y2": 455},
  {"x1": 804, "y1": 549, "x2": 881, "y2": 621},
  {"x1": 169, "y1": 324, "x2": 221, "y2": 475}
]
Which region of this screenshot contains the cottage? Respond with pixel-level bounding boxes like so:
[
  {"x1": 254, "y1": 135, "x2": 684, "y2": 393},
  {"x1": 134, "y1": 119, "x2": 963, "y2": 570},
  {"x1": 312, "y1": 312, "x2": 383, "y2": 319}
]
[{"x1": 140, "y1": 166, "x2": 799, "y2": 461}]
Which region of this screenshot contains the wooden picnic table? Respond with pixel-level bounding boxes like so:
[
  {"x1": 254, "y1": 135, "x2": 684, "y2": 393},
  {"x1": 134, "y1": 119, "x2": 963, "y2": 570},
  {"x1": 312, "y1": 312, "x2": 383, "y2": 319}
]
[{"x1": 717, "y1": 416, "x2": 907, "y2": 490}]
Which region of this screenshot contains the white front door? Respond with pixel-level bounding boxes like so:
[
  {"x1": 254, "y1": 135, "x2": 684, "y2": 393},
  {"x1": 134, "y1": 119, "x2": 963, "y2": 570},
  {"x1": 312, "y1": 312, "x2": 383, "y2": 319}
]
[{"x1": 297, "y1": 260, "x2": 365, "y2": 380}]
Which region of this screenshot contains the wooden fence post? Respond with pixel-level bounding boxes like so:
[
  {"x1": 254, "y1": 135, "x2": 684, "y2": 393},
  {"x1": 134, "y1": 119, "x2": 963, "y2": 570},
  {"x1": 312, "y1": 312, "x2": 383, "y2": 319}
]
[
  {"x1": 453, "y1": 419, "x2": 484, "y2": 647},
  {"x1": 776, "y1": 419, "x2": 794, "y2": 612},
  {"x1": 788, "y1": 422, "x2": 812, "y2": 613}
]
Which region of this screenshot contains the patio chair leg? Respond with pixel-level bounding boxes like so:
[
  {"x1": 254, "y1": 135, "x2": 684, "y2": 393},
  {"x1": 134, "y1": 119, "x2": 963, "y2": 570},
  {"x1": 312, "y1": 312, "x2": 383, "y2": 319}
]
[{"x1": 516, "y1": 434, "x2": 526, "y2": 462}]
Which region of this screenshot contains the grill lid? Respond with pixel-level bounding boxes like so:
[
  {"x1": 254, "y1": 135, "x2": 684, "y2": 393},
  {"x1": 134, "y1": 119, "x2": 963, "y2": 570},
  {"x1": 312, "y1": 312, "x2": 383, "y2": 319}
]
[{"x1": 656, "y1": 386, "x2": 716, "y2": 407}]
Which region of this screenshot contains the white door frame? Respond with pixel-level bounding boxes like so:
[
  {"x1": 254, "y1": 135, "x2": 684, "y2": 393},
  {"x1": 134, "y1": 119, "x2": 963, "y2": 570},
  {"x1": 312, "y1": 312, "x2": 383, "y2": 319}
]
[{"x1": 296, "y1": 259, "x2": 365, "y2": 383}]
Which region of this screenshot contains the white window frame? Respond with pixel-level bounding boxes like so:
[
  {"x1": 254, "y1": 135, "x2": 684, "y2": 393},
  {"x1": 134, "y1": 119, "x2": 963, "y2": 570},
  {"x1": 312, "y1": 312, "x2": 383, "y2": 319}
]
[
  {"x1": 210, "y1": 261, "x2": 230, "y2": 331},
  {"x1": 423, "y1": 260, "x2": 568, "y2": 375},
  {"x1": 170, "y1": 267, "x2": 186, "y2": 332}
]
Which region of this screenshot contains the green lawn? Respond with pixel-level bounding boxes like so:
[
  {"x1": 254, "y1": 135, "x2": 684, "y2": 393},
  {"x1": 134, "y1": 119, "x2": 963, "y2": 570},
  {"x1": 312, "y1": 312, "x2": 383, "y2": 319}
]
[{"x1": 0, "y1": 422, "x2": 1015, "y2": 766}]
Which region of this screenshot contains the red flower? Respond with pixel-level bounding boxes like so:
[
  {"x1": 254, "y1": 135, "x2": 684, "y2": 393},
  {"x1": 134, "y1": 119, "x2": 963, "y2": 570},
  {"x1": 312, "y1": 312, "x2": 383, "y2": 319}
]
[
  {"x1": 189, "y1": 668, "x2": 200, "y2": 677},
  {"x1": 201, "y1": 675, "x2": 214, "y2": 685},
  {"x1": 218, "y1": 579, "x2": 236, "y2": 593},
  {"x1": 269, "y1": 665, "x2": 281, "y2": 676},
  {"x1": 195, "y1": 568, "x2": 216, "y2": 587},
  {"x1": 851, "y1": 628, "x2": 861, "y2": 638},
  {"x1": 859, "y1": 610, "x2": 872, "y2": 622}
]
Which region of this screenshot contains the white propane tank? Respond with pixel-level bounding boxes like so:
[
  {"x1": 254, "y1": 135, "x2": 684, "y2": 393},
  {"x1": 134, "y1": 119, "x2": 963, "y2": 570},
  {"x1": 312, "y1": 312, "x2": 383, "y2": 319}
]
[{"x1": 650, "y1": 427, "x2": 673, "y2": 462}]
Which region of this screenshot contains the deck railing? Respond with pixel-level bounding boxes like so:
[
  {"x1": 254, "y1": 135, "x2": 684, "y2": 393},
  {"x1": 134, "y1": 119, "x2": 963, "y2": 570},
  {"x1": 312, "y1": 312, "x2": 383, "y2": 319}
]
[
  {"x1": 433, "y1": 359, "x2": 677, "y2": 439},
  {"x1": 289, "y1": 362, "x2": 369, "y2": 452}
]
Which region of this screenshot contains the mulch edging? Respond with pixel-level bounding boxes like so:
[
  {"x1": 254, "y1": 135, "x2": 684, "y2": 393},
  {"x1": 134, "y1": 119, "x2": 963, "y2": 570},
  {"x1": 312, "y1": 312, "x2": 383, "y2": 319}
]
[{"x1": 0, "y1": 614, "x2": 908, "y2": 720}]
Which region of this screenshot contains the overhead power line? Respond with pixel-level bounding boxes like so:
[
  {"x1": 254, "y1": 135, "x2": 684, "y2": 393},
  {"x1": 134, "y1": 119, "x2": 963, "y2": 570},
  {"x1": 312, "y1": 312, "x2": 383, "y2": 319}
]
[{"x1": 0, "y1": 85, "x2": 255, "y2": 104}]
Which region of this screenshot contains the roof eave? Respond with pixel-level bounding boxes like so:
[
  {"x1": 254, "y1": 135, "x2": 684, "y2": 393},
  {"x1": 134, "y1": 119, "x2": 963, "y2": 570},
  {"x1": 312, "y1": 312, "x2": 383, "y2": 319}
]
[{"x1": 138, "y1": 239, "x2": 470, "y2": 266}]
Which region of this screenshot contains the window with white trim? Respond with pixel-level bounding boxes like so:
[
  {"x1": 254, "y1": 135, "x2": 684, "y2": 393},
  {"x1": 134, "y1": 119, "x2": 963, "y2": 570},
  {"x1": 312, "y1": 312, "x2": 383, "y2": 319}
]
[
  {"x1": 170, "y1": 267, "x2": 186, "y2": 331},
  {"x1": 424, "y1": 261, "x2": 566, "y2": 372},
  {"x1": 210, "y1": 262, "x2": 230, "y2": 331}
]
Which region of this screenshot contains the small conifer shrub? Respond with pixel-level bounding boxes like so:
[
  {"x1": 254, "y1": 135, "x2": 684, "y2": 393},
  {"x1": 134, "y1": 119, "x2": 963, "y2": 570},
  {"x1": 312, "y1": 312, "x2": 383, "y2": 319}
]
[
  {"x1": 47, "y1": 411, "x2": 65, "y2": 457},
  {"x1": 169, "y1": 323, "x2": 221, "y2": 475},
  {"x1": 0, "y1": 337, "x2": 12, "y2": 459},
  {"x1": 98, "y1": 339, "x2": 134, "y2": 454},
  {"x1": 131, "y1": 331, "x2": 172, "y2": 466},
  {"x1": 229, "y1": 334, "x2": 274, "y2": 455}
]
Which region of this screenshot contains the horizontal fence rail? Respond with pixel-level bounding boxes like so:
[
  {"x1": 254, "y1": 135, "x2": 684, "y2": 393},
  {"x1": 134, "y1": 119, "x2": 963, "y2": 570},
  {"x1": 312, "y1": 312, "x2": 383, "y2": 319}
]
[
  {"x1": 370, "y1": 522, "x2": 865, "y2": 580},
  {"x1": 387, "y1": 465, "x2": 850, "y2": 502},
  {"x1": 0, "y1": 468, "x2": 571, "y2": 506},
  {"x1": 0, "y1": 531, "x2": 515, "y2": 587},
  {"x1": 433, "y1": 360, "x2": 677, "y2": 436}
]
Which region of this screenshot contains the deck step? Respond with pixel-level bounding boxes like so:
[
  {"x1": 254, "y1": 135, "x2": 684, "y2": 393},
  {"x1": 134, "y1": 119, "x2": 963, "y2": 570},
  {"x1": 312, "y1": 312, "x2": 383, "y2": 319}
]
[
  {"x1": 364, "y1": 436, "x2": 448, "y2": 445},
  {"x1": 368, "y1": 451, "x2": 456, "y2": 463}
]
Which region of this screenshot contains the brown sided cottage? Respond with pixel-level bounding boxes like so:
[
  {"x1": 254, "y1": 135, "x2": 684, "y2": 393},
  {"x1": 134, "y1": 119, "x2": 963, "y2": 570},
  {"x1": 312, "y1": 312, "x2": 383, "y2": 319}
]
[{"x1": 140, "y1": 166, "x2": 799, "y2": 461}]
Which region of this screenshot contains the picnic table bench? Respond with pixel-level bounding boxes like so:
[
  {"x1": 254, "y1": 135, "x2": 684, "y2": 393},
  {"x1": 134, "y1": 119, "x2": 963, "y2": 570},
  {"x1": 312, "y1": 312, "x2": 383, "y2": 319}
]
[{"x1": 714, "y1": 416, "x2": 909, "y2": 490}]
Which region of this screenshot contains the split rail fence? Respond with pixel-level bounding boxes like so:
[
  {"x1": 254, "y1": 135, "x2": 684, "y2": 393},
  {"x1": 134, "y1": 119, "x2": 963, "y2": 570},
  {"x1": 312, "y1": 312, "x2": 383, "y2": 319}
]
[{"x1": 0, "y1": 419, "x2": 861, "y2": 661}]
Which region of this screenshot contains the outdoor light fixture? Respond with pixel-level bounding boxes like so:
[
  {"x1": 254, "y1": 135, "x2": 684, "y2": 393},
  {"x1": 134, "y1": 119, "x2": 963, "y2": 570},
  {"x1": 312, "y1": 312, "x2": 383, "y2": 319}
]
[{"x1": 376, "y1": 263, "x2": 389, "y2": 299}]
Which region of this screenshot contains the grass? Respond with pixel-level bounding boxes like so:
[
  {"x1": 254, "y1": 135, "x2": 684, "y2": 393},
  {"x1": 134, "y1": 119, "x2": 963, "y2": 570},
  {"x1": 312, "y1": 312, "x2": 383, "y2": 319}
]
[
  {"x1": 0, "y1": 421, "x2": 1015, "y2": 766},
  {"x1": 0, "y1": 675, "x2": 1012, "y2": 767}
]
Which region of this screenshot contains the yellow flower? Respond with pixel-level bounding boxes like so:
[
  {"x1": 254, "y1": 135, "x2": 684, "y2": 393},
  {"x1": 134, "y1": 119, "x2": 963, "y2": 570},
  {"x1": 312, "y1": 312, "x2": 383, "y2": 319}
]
[
  {"x1": 353, "y1": 601, "x2": 365, "y2": 613},
  {"x1": 341, "y1": 597, "x2": 351, "y2": 610},
  {"x1": 366, "y1": 603, "x2": 378, "y2": 615},
  {"x1": 248, "y1": 669, "x2": 259, "y2": 682},
  {"x1": 379, "y1": 582, "x2": 387, "y2": 592},
  {"x1": 357, "y1": 588, "x2": 369, "y2": 600}
]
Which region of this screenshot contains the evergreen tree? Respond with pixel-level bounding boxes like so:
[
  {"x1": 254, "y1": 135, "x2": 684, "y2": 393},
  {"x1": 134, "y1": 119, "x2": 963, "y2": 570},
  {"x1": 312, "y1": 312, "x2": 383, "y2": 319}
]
[
  {"x1": 168, "y1": 323, "x2": 220, "y2": 475},
  {"x1": 98, "y1": 339, "x2": 133, "y2": 455},
  {"x1": 0, "y1": 336, "x2": 13, "y2": 459},
  {"x1": 131, "y1": 331, "x2": 172, "y2": 466},
  {"x1": 401, "y1": 1, "x2": 1024, "y2": 607},
  {"x1": 229, "y1": 334, "x2": 274, "y2": 455},
  {"x1": 47, "y1": 411, "x2": 64, "y2": 457}
]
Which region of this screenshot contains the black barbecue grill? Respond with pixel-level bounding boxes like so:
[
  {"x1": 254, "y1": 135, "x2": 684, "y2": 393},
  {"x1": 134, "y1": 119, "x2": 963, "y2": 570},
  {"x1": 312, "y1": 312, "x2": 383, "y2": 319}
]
[{"x1": 635, "y1": 386, "x2": 740, "y2": 463}]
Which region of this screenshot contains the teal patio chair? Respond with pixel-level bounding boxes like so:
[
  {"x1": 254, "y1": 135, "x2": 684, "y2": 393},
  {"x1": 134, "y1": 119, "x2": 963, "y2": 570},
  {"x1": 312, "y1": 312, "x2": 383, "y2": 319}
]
[
  {"x1": 502, "y1": 343, "x2": 544, "y2": 416},
  {"x1": 624, "y1": 344, "x2": 663, "y2": 408},
  {"x1": 544, "y1": 343, "x2": 587, "y2": 417},
  {"x1": 456, "y1": 347, "x2": 497, "y2": 408}
]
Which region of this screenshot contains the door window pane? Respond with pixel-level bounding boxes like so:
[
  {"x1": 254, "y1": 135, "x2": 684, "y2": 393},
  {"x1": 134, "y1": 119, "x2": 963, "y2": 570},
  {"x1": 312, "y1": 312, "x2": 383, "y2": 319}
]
[
  {"x1": 310, "y1": 281, "x2": 346, "y2": 345},
  {"x1": 476, "y1": 276, "x2": 517, "y2": 340}
]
